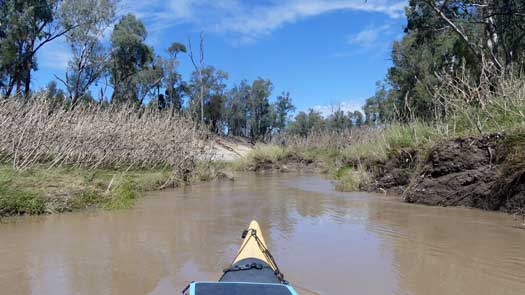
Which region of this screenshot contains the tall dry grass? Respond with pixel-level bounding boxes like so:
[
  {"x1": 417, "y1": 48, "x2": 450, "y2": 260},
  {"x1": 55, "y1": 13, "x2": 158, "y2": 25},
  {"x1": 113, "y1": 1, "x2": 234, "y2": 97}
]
[
  {"x1": 272, "y1": 127, "x2": 384, "y2": 151},
  {"x1": 0, "y1": 97, "x2": 210, "y2": 173},
  {"x1": 433, "y1": 61, "x2": 525, "y2": 134}
]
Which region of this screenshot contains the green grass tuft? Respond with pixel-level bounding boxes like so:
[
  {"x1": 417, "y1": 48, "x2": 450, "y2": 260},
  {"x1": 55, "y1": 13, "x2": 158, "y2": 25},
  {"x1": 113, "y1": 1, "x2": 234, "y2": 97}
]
[
  {"x1": 231, "y1": 144, "x2": 292, "y2": 170},
  {"x1": 103, "y1": 179, "x2": 139, "y2": 210},
  {"x1": 334, "y1": 166, "x2": 371, "y2": 192},
  {"x1": 68, "y1": 191, "x2": 105, "y2": 210},
  {"x1": 0, "y1": 186, "x2": 46, "y2": 216}
]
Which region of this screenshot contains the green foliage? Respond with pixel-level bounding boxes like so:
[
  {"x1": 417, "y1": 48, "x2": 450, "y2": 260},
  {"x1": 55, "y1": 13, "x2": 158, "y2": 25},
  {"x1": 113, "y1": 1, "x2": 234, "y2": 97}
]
[
  {"x1": 353, "y1": 110, "x2": 364, "y2": 127},
  {"x1": 248, "y1": 78, "x2": 274, "y2": 140},
  {"x1": 188, "y1": 66, "x2": 228, "y2": 131},
  {"x1": 68, "y1": 191, "x2": 104, "y2": 210},
  {"x1": 167, "y1": 42, "x2": 186, "y2": 57},
  {"x1": 343, "y1": 140, "x2": 388, "y2": 163},
  {"x1": 377, "y1": 0, "x2": 525, "y2": 123},
  {"x1": 0, "y1": 186, "x2": 45, "y2": 216},
  {"x1": 103, "y1": 179, "x2": 138, "y2": 210},
  {"x1": 287, "y1": 107, "x2": 366, "y2": 136},
  {"x1": 160, "y1": 45, "x2": 187, "y2": 111},
  {"x1": 225, "y1": 80, "x2": 251, "y2": 137},
  {"x1": 364, "y1": 81, "x2": 394, "y2": 125},
  {"x1": 273, "y1": 92, "x2": 295, "y2": 132},
  {"x1": 60, "y1": 0, "x2": 116, "y2": 105},
  {"x1": 327, "y1": 109, "x2": 353, "y2": 130},
  {"x1": 334, "y1": 166, "x2": 371, "y2": 192},
  {"x1": 110, "y1": 13, "x2": 153, "y2": 104},
  {"x1": 1, "y1": 3, "x2": 297, "y2": 139},
  {"x1": 340, "y1": 122, "x2": 438, "y2": 165},
  {"x1": 232, "y1": 144, "x2": 293, "y2": 170},
  {"x1": 287, "y1": 109, "x2": 325, "y2": 136},
  {"x1": 222, "y1": 78, "x2": 289, "y2": 140},
  {"x1": 41, "y1": 80, "x2": 67, "y2": 108},
  {"x1": 0, "y1": 0, "x2": 59, "y2": 96}
]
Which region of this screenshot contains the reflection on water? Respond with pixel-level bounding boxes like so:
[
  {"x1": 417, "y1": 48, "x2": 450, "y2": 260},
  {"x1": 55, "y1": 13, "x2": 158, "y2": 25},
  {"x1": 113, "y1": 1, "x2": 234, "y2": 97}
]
[{"x1": 1, "y1": 173, "x2": 524, "y2": 295}]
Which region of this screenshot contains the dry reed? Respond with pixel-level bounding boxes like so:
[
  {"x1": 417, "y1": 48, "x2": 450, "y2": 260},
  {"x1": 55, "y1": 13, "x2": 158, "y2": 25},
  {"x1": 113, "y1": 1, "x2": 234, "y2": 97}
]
[
  {"x1": 271, "y1": 127, "x2": 383, "y2": 150},
  {"x1": 0, "y1": 97, "x2": 210, "y2": 173}
]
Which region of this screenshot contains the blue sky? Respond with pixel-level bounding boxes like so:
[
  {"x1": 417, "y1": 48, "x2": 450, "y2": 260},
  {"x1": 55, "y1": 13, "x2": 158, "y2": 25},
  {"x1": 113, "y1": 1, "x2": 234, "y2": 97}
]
[{"x1": 35, "y1": 0, "x2": 407, "y2": 115}]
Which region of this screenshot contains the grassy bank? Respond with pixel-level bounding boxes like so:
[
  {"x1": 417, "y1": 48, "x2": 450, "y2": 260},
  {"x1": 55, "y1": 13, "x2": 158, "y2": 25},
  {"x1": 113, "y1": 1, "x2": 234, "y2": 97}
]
[
  {"x1": 231, "y1": 122, "x2": 440, "y2": 190},
  {"x1": 0, "y1": 166, "x2": 173, "y2": 216},
  {"x1": 234, "y1": 118, "x2": 524, "y2": 196},
  {"x1": 0, "y1": 162, "x2": 233, "y2": 217}
]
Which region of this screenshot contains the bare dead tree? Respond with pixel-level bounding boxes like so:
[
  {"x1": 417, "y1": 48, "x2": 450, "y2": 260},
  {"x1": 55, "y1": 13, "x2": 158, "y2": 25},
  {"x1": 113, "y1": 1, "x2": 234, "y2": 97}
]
[{"x1": 188, "y1": 32, "x2": 205, "y2": 125}]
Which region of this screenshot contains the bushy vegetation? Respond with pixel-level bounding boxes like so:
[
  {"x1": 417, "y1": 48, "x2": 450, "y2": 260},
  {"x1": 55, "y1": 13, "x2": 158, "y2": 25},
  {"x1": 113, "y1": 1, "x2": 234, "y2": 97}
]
[{"x1": 361, "y1": 0, "x2": 525, "y2": 125}]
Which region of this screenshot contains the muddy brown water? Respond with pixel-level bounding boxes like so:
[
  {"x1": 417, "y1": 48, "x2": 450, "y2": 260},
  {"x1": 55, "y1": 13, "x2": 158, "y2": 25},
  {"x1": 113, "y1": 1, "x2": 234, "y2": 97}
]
[{"x1": 1, "y1": 173, "x2": 525, "y2": 295}]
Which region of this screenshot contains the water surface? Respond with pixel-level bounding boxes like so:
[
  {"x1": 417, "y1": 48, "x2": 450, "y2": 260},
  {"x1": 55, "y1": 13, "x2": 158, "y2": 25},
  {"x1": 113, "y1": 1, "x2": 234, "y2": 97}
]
[{"x1": 1, "y1": 173, "x2": 524, "y2": 295}]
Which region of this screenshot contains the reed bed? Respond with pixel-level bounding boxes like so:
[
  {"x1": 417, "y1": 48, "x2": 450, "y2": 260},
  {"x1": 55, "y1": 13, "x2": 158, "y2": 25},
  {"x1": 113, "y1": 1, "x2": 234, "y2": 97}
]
[
  {"x1": 272, "y1": 127, "x2": 383, "y2": 151},
  {"x1": 0, "y1": 98, "x2": 210, "y2": 172}
]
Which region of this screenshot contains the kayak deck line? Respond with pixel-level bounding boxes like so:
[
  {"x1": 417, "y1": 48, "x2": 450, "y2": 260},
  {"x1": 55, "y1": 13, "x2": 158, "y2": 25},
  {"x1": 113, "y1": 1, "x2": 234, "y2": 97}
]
[
  {"x1": 182, "y1": 220, "x2": 298, "y2": 295},
  {"x1": 233, "y1": 220, "x2": 273, "y2": 267},
  {"x1": 220, "y1": 220, "x2": 286, "y2": 284}
]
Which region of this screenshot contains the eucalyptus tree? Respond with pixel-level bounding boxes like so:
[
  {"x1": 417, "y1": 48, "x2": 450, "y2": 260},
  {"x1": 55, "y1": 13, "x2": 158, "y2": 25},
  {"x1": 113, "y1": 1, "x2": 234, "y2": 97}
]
[
  {"x1": 134, "y1": 54, "x2": 164, "y2": 105},
  {"x1": 287, "y1": 109, "x2": 324, "y2": 137},
  {"x1": 382, "y1": 0, "x2": 525, "y2": 122},
  {"x1": 109, "y1": 13, "x2": 152, "y2": 104},
  {"x1": 419, "y1": 0, "x2": 525, "y2": 73},
  {"x1": 248, "y1": 78, "x2": 273, "y2": 140},
  {"x1": 162, "y1": 42, "x2": 187, "y2": 111},
  {"x1": 188, "y1": 65, "x2": 228, "y2": 130},
  {"x1": 188, "y1": 33, "x2": 205, "y2": 124},
  {"x1": 273, "y1": 91, "x2": 295, "y2": 133},
  {"x1": 0, "y1": 0, "x2": 80, "y2": 97},
  {"x1": 225, "y1": 80, "x2": 251, "y2": 136},
  {"x1": 59, "y1": 0, "x2": 117, "y2": 107},
  {"x1": 353, "y1": 110, "x2": 364, "y2": 127},
  {"x1": 327, "y1": 108, "x2": 352, "y2": 130}
]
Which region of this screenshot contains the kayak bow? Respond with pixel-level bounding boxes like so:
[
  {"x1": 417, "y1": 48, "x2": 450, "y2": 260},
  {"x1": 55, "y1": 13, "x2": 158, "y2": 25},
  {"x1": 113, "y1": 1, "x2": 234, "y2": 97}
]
[
  {"x1": 233, "y1": 220, "x2": 275, "y2": 268},
  {"x1": 182, "y1": 220, "x2": 298, "y2": 295}
]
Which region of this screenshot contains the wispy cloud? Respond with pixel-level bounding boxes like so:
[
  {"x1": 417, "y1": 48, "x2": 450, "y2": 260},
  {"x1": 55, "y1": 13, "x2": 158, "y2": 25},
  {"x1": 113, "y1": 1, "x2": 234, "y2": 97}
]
[
  {"x1": 332, "y1": 22, "x2": 402, "y2": 58},
  {"x1": 313, "y1": 100, "x2": 364, "y2": 117},
  {"x1": 122, "y1": 0, "x2": 406, "y2": 42},
  {"x1": 347, "y1": 24, "x2": 393, "y2": 48},
  {"x1": 38, "y1": 38, "x2": 71, "y2": 72}
]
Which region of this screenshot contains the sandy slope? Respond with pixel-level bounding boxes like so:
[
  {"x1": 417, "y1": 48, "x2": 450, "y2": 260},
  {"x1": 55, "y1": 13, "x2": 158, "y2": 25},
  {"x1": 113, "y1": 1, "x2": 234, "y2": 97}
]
[{"x1": 211, "y1": 137, "x2": 254, "y2": 161}]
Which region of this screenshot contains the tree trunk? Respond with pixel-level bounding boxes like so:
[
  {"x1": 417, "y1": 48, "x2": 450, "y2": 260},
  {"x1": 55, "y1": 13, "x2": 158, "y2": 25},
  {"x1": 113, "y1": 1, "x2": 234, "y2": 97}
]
[
  {"x1": 24, "y1": 43, "x2": 35, "y2": 97},
  {"x1": 200, "y1": 71, "x2": 204, "y2": 125},
  {"x1": 24, "y1": 65, "x2": 31, "y2": 97},
  {"x1": 5, "y1": 79, "x2": 15, "y2": 99}
]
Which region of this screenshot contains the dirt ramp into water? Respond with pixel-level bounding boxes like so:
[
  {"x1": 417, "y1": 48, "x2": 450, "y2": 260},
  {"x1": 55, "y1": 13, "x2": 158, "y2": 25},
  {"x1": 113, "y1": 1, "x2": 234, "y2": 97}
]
[{"x1": 404, "y1": 133, "x2": 525, "y2": 213}]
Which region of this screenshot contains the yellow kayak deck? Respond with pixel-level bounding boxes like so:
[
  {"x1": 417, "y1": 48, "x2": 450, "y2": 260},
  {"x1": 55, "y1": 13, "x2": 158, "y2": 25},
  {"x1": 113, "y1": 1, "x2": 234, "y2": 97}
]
[{"x1": 232, "y1": 220, "x2": 277, "y2": 271}]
